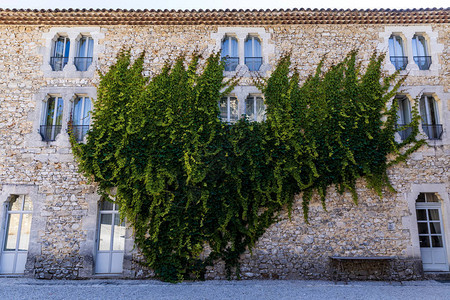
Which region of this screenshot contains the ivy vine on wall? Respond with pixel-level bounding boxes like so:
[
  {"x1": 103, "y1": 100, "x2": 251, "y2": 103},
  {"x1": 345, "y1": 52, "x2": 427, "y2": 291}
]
[{"x1": 70, "y1": 50, "x2": 424, "y2": 282}]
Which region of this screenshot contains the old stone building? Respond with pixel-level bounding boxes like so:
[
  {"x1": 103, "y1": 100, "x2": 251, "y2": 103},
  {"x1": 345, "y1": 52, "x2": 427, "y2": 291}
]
[{"x1": 0, "y1": 8, "x2": 449, "y2": 280}]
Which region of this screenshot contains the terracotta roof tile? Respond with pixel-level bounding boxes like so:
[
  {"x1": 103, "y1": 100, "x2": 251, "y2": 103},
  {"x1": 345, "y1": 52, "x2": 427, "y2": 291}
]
[{"x1": 0, "y1": 8, "x2": 448, "y2": 25}]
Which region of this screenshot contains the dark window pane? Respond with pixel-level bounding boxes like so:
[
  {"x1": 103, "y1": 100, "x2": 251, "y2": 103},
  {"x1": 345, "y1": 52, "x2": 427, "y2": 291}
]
[
  {"x1": 416, "y1": 193, "x2": 425, "y2": 202},
  {"x1": 101, "y1": 200, "x2": 114, "y2": 211},
  {"x1": 417, "y1": 222, "x2": 429, "y2": 234},
  {"x1": 425, "y1": 193, "x2": 439, "y2": 202},
  {"x1": 416, "y1": 209, "x2": 427, "y2": 221},
  {"x1": 431, "y1": 236, "x2": 443, "y2": 248},
  {"x1": 429, "y1": 222, "x2": 442, "y2": 234},
  {"x1": 428, "y1": 209, "x2": 440, "y2": 221},
  {"x1": 419, "y1": 236, "x2": 430, "y2": 248}
]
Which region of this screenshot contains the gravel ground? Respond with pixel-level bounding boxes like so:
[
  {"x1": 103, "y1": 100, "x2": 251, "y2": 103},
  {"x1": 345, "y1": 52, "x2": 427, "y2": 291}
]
[{"x1": 0, "y1": 278, "x2": 449, "y2": 300}]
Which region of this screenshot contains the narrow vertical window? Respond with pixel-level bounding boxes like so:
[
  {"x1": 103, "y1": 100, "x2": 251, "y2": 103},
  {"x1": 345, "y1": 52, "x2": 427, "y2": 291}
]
[
  {"x1": 389, "y1": 35, "x2": 407, "y2": 70},
  {"x1": 244, "y1": 36, "x2": 262, "y2": 71},
  {"x1": 245, "y1": 95, "x2": 265, "y2": 122},
  {"x1": 416, "y1": 193, "x2": 448, "y2": 271},
  {"x1": 219, "y1": 96, "x2": 239, "y2": 123},
  {"x1": 0, "y1": 195, "x2": 33, "y2": 274},
  {"x1": 95, "y1": 200, "x2": 126, "y2": 274},
  {"x1": 40, "y1": 96, "x2": 64, "y2": 142},
  {"x1": 221, "y1": 36, "x2": 239, "y2": 72},
  {"x1": 412, "y1": 35, "x2": 431, "y2": 70},
  {"x1": 71, "y1": 96, "x2": 92, "y2": 142},
  {"x1": 420, "y1": 95, "x2": 442, "y2": 140},
  {"x1": 51, "y1": 36, "x2": 70, "y2": 71},
  {"x1": 75, "y1": 36, "x2": 94, "y2": 71},
  {"x1": 396, "y1": 96, "x2": 412, "y2": 140}
]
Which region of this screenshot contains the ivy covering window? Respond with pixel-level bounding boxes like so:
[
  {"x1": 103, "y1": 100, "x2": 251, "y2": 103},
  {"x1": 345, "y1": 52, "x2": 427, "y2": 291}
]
[
  {"x1": 219, "y1": 96, "x2": 238, "y2": 123},
  {"x1": 71, "y1": 96, "x2": 91, "y2": 141},
  {"x1": 75, "y1": 36, "x2": 94, "y2": 71},
  {"x1": 244, "y1": 36, "x2": 262, "y2": 71},
  {"x1": 420, "y1": 95, "x2": 442, "y2": 140},
  {"x1": 51, "y1": 36, "x2": 70, "y2": 71},
  {"x1": 221, "y1": 36, "x2": 239, "y2": 71},
  {"x1": 40, "y1": 96, "x2": 63, "y2": 141},
  {"x1": 412, "y1": 35, "x2": 431, "y2": 70},
  {"x1": 245, "y1": 95, "x2": 265, "y2": 122},
  {"x1": 388, "y1": 35, "x2": 407, "y2": 70},
  {"x1": 396, "y1": 96, "x2": 412, "y2": 140}
]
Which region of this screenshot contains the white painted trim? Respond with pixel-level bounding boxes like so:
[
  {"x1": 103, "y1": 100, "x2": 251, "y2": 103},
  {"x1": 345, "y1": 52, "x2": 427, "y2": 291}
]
[
  {"x1": 40, "y1": 27, "x2": 104, "y2": 78},
  {"x1": 212, "y1": 27, "x2": 274, "y2": 77},
  {"x1": 378, "y1": 26, "x2": 443, "y2": 77}
]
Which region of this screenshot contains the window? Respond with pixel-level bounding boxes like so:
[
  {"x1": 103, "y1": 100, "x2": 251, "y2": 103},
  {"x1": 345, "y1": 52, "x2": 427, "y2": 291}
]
[
  {"x1": 51, "y1": 36, "x2": 70, "y2": 71},
  {"x1": 75, "y1": 36, "x2": 94, "y2": 71},
  {"x1": 244, "y1": 36, "x2": 262, "y2": 71},
  {"x1": 420, "y1": 95, "x2": 442, "y2": 140},
  {"x1": 412, "y1": 35, "x2": 431, "y2": 70},
  {"x1": 416, "y1": 193, "x2": 448, "y2": 271},
  {"x1": 388, "y1": 35, "x2": 408, "y2": 70},
  {"x1": 221, "y1": 36, "x2": 239, "y2": 72},
  {"x1": 245, "y1": 95, "x2": 265, "y2": 122},
  {"x1": 95, "y1": 200, "x2": 126, "y2": 274},
  {"x1": 0, "y1": 195, "x2": 33, "y2": 274},
  {"x1": 40, "y1": 96, "x2": 64, "y2": 142},
  {"x1": 396, "y1": 96, "x2": 412, "y2": 140},
  {"x1": 71, "y1": 96, "x2": 92, "y2": 141},
  {"x1": 220, "y1": 96, "x2": 239, "y2": 123}
]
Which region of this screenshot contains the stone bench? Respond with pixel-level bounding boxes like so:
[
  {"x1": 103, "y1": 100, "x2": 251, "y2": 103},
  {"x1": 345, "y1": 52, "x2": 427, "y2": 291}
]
[{"x1": 329, "y1": 256, "x2": 396, "y2": 281}]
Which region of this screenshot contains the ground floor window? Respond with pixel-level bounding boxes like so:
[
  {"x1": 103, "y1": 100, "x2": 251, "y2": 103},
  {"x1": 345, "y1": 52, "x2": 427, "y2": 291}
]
[
  {"x1": 95, "y1": 199, "x2": 126, "y2": 274},
  {"x1": 416, "y1": 193, "x2": 449, "y2": 271},
  {"x1": 0, "y1": 195, "x2": 32, "y2": 274}
]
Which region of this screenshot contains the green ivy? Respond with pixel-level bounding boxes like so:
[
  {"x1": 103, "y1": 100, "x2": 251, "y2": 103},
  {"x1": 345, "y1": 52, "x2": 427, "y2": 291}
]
[{"x1": 71, "y1": 49, "x2": 424, "y2": 282}]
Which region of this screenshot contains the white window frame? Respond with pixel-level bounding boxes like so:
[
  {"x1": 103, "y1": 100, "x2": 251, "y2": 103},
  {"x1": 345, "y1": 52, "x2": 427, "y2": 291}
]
[
  {"x1": 244, "y1": 94, "x2": 266, "y2": 122},
  {"x1": 220, "y1": 96, "x2": 239, "y2": 124},
  {"x1": 0, "y1": 195, "x2": 33, "y2": 274},
  {"x1": 95, "y1": 200, "x2": 126, "y2": 274}
]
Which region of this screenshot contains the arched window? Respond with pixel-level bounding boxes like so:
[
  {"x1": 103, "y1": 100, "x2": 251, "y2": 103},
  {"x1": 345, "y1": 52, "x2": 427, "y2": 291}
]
[
  {"x1": 0, "y1": 195, "x2": 33, "y2": 274},
  {"x1": 420, "y1": 96, "x2": 442, "y2": 140},
  {"x1": 71, "y1": 96, "x2": 92, "y2": 141},
  {"x1": 396, "y1": 96, "x2": 412, "y2": 140},
  {"x1": 244, "y1": 36, "x2": 262, "y2": 71},
  {"x1": 245, "y1": 95, "x2": 265, "y2": 122},
  {"x1": 415, "y1": 193, "x2": 448, "y2": 271},
  {"x1": 219, "y1": 96, "x2": 239, "y2": 123},
  {"x1": 51, "y1": 35, "x2": 70, "y2": 71},
  {"x1": 221, "y1": 36, "x2": 239, "y2": 72},
  {"x1": 95, "y1": 199, "x2": 126, "y2": 274},
  {"x1": 40, "y1": 96, "x2": 64, "y2": 142},
  {"x1": 75, "y1": 36, "x2": 94, "y2": 71},
  {"x1": 388, "y1": 35, "x2": 407, "y2": 70},
  {"x1": 412, "y1": 34, "x2": 431, "y2": 70}
]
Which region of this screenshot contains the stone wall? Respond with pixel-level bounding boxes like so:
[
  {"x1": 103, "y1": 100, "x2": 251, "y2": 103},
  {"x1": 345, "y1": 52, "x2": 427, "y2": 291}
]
[{"x1": 0, "y1": 22, "x2": 449, "y2": 280}]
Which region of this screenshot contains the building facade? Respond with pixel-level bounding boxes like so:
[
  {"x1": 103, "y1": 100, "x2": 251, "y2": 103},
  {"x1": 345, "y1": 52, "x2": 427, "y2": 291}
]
[{"x1": 0, "y1": 8, "x2": 449, "y2": 280}]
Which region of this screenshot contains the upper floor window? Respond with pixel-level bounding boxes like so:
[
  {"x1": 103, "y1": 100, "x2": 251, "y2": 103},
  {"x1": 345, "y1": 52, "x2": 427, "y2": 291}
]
[
  {"x1": 75, "y1": 36, "x2": 94, "y2": 71},
  {"x1": 412, "y1": 35, "x2": 431, "y2": 70},
  {"x1": 389, "y1": 35, "x2": 407, "y2": 70},
  {"x1": 40, "y1": 96, "x2": 63, "y2": 142},
  {"x1": 220, "y1": 96, "x2": 238, "y2": 124},
  {"x1": 396, "y1": 96, "x2": 412, "y2": 140},
  {"x1": 245, "y1": 36, "x2": 262, "y2": 72},
  {"x1": 221, "y1": 36, "x2": 239, "y2": 72},
  {"x1": 245, "y1": 95, "x2": 265, "y2": 122},
  {"x1": 71, "y1": 96, "x2": 92, "y2": 142},
  {"x1": 420, "y1": 95, "x2": 442, "y2": 140},
  {"x1": 51, "y1": 36, "x2": 70, "y2": 71}
]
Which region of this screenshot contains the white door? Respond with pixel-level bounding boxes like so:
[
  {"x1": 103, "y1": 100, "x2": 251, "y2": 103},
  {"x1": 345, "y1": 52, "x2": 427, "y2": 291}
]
[
  {"x1": 416, "y1": 196, "x2": 449, "y2": 271},
  {"x1": 95, "y1": 201, "x2": 126, "y2": 274},
  {"x1": 0, "y1": 195, "x2": 33, "y2": 274}
]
